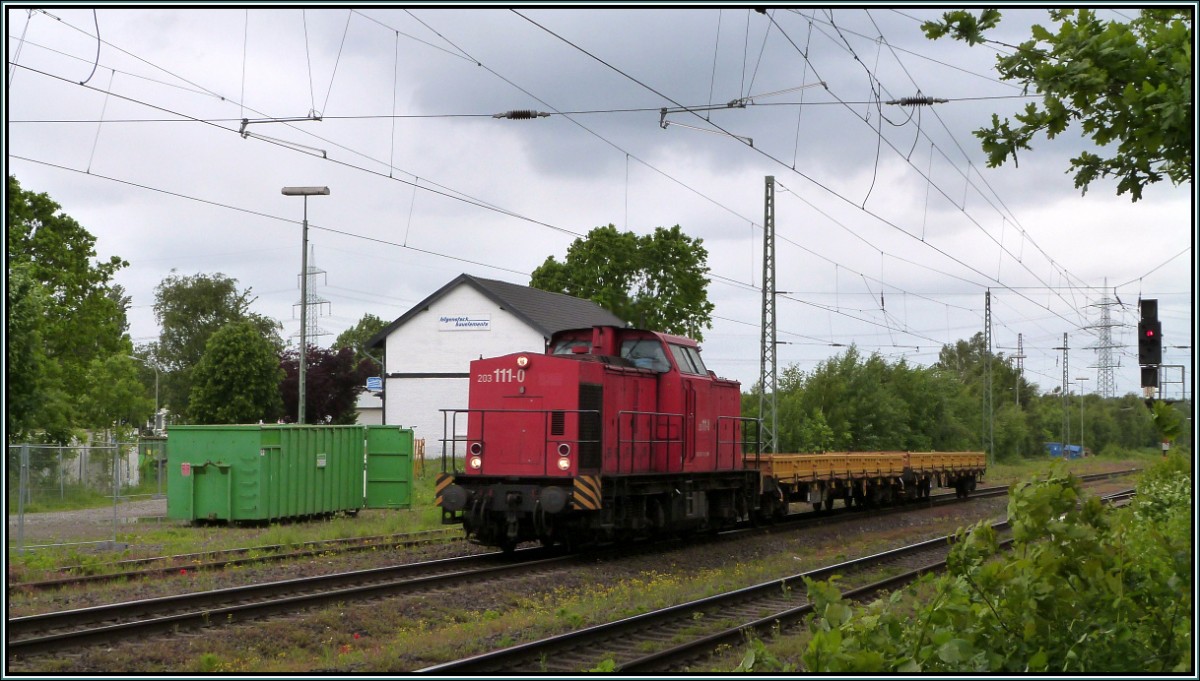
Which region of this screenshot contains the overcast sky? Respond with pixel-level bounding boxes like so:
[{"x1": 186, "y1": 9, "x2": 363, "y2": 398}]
[{"x1": 6, "y1": 5, "x2": 1194, "y2": 401}]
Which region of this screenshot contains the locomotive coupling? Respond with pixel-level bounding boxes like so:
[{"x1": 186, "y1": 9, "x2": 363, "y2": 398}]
[
  {"x1": 440, "y1": 484, "x2": 468, "y2": 512},
  {"x1": 540, "y1": 486, "x2": 568, "y2": 514}
]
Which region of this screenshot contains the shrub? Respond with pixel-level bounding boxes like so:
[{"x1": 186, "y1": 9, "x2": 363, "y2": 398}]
[{"x1": 799, "y1": 460, "x2": 1192, "y2": 672}]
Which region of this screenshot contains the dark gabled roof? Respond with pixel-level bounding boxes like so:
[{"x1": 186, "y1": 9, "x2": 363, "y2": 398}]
[{"x1": 366, "y1": 273, "x2": 626, "y2": 348}]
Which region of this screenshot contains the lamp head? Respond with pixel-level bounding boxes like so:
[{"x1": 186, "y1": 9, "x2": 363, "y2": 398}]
[{"x1": 281, "y1": 186, "x2": 330, "y2": 196}]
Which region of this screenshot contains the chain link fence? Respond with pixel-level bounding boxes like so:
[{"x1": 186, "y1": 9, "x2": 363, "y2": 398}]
[{"x1": 6, "y1": 439, "x2": 168, "y2": 555}]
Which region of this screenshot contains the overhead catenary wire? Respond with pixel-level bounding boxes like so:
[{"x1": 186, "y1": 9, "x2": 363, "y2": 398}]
[
  {"x1": 761, "y1": 10, "x2": 1093, "y2": 330},
  {"x1": 512, "y1": 13, "x2": 1089, "y2": 336},
  {"x1": 10, "y1": 153, "x2": 532, "y2": 278},
  {"x1": 11, "y1": 7, "x2": 1171, "y2": 393},
  {"x1": 780, "y1": 9, "x2": 1088, "y2": 306},
  {"x1": 11, "y1": 11, "x2": 1104, "y2": 326}
]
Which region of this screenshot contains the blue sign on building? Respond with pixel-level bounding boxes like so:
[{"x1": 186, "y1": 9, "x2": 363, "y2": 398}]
[{"x1": 366, "y1": 376, "x2": 383, "y2": 392}]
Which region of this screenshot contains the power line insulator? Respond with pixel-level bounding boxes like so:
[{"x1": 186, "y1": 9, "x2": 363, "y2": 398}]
[
  {"x1": 886, "y1": 94, "x2": 948, "y2": 106},
  {"x1": 493, "y1": 110, "x2": 550, "y2": 120}
]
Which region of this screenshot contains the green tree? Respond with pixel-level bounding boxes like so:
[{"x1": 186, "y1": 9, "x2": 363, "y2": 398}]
[
  {"x1": 334, "y1": 313, "x2": 389, "y2": 370},
  {"x1": 151, "y1": 271, "x2": 281, "y2": 419},
  {"x1": 1149, "y1": 400, "x2": 1186, "y2": 449},
  {"x1": 7, "y1": 175, "x2": 130, "y2": 442},
  {"x1": 530, "y1": 224, "x2": 715, "y2": 340},
  {"x1": 6, "y1": 264, "x2": 66, "y2": 442},
  {"x1": 279, "y1": 345, "x2": 372, "y2": 424},
  {"x1": 923, "y1": 9, "x2": 1193, "y2": 201},
  {"x1": 189, "y1": 322, "x2": 285, "y2": 425},
  {"x1": 78, "y1": 353, "x2": 155, "y2": 437}
]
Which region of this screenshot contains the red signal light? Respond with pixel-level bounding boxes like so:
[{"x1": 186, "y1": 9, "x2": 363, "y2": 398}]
[{"x1": 1145, "y1": 329, "x2": 1156, "y2": 338}]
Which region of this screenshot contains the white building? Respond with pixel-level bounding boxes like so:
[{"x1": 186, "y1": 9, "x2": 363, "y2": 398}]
[
  {"x1": 354, "y1": 390, "x2": 383, "y2": 425},
  {"x1": 366, "y1": 274, "x2": 624, "y2": 458}
]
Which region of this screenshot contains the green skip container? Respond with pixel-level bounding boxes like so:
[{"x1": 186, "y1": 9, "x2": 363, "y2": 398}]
[{"x1": 166, "y1": 424, "x2": 413, "y2": 522}]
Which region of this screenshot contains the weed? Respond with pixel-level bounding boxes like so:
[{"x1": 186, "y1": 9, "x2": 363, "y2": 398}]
[
  {"x1": 588, "y1": 658, "x2": 617, "y2": 672},
  {"x1": 734, "y1": 637, "x2": 793, "y2": 672},
  {"x1": 556, "y1": 607, "x2": 585, "y2": 628},
  {"x1": 196, "y1": 653, "x2": 221, "y2": 673}
]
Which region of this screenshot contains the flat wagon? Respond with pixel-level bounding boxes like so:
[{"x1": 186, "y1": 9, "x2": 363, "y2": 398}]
[{"x1": 749, "y1": 450, "x2": 986, "y2": 515}]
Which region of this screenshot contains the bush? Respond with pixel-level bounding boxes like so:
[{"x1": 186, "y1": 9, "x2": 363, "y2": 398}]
[{"x1": 799, "y1": 459, "x2": 1192, "y2": 672}]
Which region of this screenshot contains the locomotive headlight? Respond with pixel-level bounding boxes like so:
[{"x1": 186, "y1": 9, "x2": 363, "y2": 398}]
[
  {"x1": 557, "y1": 443, "x2": 571, "y2": 457},
  {"x1": 557, "y1": 457, "x2": 570, "y2": 471},
  {"x1": 516, "y1": 355, "x2": 530, "y2": 368},
  {"x1": 469, "y1": 456, "x2": 482, "y2": 470},
  {"x1": 470, "y1": 442, "x2": 483, "y2": 455}
]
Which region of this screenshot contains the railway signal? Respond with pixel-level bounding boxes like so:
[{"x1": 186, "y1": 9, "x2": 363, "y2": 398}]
[{"x1": 1138, "y1": 298, "x2": 1162, "y2": 373}]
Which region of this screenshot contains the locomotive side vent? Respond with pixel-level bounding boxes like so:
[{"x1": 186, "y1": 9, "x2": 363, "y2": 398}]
[
  {"x1": 578, "y1": 383, "x2": 603, "y2": 469},
  {"x1": 551, "y1": 411, "x2": 566, "y2": 436}
]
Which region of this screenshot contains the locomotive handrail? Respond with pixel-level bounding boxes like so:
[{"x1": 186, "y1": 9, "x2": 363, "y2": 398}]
[
  {"x1": 718, "y1": 416, "x2": 761, "y2": 470},
  {"x1": 615, "y1": 410, "x2": 685, "y2": 475},
  {"x1": 440, "y1": 408, "x2": 601, "y2": 476}
]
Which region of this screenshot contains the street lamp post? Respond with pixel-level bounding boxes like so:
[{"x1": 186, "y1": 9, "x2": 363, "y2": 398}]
[
  {"x1": 128, "y1": 355, "x2": 159, "y2": 433},
  {"x1": 282, "y1": 186, "x2": 330, "y2": 425},
  {"x1": 1075, "y1": 376, "x2": 1089, "y2": 456}
]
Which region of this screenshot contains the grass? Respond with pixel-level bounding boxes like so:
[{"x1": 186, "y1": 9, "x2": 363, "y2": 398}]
[
  {"x1": 7, "y1": 470, "x2": 448, "y2": 576},
  {"x1": 983, "y1": 447, "x2": 1163, "y2": 487}
]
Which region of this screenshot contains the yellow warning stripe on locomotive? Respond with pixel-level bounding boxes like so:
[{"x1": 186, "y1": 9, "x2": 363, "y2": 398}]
[
  {"x1": 572, "y1": 475, "x2": 602, "y2": 511},
  {"x1": 434, "y1": 473, "x2": 454, "y2": 507}
]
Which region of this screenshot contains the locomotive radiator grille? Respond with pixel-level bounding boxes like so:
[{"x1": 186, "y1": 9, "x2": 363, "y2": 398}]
[
  {"x1": 572, "y1": 475, "x2": 602, "y2": 510},
  {"x1": 434, "y1": 473, "x2": 455, "y2": 507},
  {"x1": 578, "y1": 383, "x2": 603, "y2": 469}
]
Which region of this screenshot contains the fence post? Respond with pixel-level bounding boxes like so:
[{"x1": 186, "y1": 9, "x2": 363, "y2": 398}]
[
  {"x1": 159, "y1": 439, "x2": 165, "y2": 499},
  {"x1": 18, "y1": 444, "x2": 29, "y2": 556},
  {"x1": 111, "y1": 439, "x2": 119, "y2": 549}
]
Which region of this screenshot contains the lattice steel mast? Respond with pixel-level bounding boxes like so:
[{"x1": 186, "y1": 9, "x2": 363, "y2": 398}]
[{"x1": 758, "y1": 176, "x2": 778, "y2": 454}]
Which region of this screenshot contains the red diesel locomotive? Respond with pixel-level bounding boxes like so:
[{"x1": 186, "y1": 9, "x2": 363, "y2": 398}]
[{"x1": 436, "y1": 325, "x2": 761, "y2": 550}]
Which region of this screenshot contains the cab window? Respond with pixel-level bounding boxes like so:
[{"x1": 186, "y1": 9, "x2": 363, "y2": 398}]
[
  {"x1": 620, "y1": 339, "x2": 670, "y2": 372},
  {"x1": 552, "y1": 339, "x2": 591, "y2": 355},
  {"x1": 669, "y1": 344, "x2": 702, "y2": 375}
]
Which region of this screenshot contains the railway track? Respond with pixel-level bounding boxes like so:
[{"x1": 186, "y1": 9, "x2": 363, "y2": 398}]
[
  {"x1": 7, "y1": 469, "x2": 1138, "y2": 660},
  {"x1": 420, "y1": 488, "x2": 1137, "y2": 674},
  {"x1": 6, "y1": 546, "x2": 568, "y2": 656}
]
